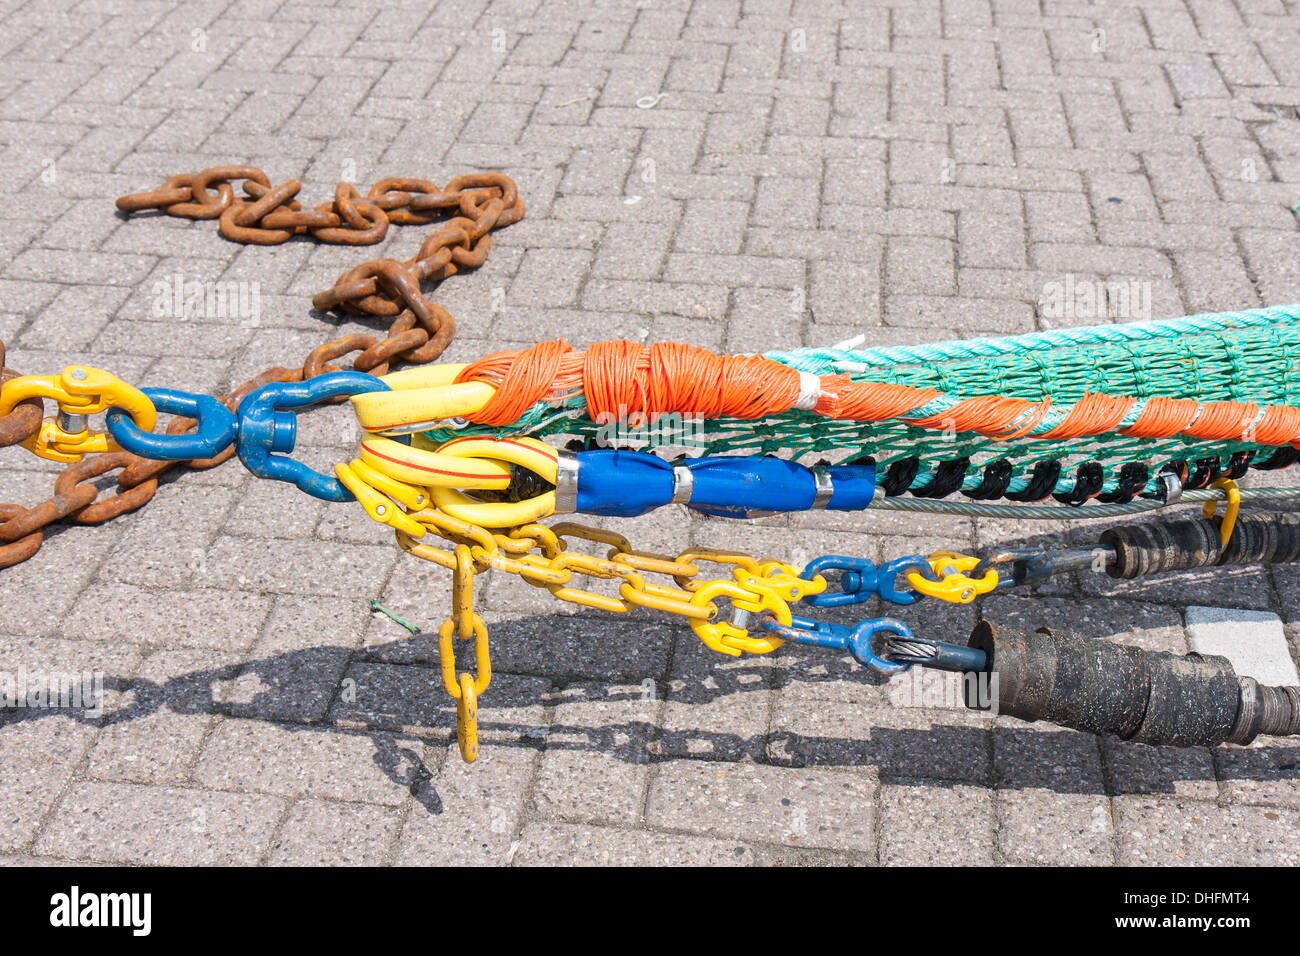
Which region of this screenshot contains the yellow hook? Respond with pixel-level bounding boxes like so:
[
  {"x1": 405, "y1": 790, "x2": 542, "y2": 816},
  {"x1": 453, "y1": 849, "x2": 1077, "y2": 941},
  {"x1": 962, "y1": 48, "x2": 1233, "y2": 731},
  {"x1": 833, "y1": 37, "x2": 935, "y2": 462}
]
[
  {"x1": 1202, "y1": 477, "x2": 1241, "y2": 550},
  {"x1": 904, "y1": 551, "x2": 998, "y2": 604}
]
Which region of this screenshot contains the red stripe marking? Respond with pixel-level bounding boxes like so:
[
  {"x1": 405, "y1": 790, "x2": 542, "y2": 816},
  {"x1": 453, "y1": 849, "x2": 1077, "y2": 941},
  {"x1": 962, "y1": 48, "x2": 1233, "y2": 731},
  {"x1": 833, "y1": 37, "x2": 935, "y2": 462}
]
[
  {"x1": 437, "y1": 436, "x2": 557, "y2": 461},
  {"x1": 362, "y1": 444, "x2": 509, "y2": 480}
]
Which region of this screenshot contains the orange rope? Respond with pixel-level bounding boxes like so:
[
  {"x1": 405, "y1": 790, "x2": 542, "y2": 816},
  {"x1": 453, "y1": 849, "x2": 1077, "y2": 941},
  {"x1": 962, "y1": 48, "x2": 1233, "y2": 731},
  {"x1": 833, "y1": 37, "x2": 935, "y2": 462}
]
[
  {"x1": 1038, "y1": 393, "x2": 1133, "y2": 442},
  {"x1": 457, "y1": 340, "x2": 800, "y2": 425},
  {"x1": 1121, "y1": 396, "x2": 1200, "y2": 438},
  {"x1": 451, "y1": 339, "x2": 1300, "y2": 447}
]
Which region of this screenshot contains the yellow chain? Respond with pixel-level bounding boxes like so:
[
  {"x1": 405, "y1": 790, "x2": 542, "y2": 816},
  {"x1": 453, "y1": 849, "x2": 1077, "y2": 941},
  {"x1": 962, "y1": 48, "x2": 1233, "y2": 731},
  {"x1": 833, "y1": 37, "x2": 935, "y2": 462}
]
[
  {"x1": 438, "y1": 544, "x2": 491, "y2": 762},
  {"x1": 379, "y1": 497, "x2": 827, "y2": 758}
]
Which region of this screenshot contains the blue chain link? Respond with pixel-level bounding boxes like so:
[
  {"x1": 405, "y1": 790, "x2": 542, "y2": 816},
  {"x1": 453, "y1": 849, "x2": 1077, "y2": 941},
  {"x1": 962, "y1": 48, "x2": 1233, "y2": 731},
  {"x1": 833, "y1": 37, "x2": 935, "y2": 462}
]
[
  {"x1": 235, "y1": 371, "x2": 389, "y2": 501},
  {"x1": 761, "y1": 614, "x2": 914, "y2": 673},
  {"x1": 800, "y1": 554, "x2": 934, "y2": 607},
  {"x1": 105, "y1": 388, "x2": 239, "y2": 461}
]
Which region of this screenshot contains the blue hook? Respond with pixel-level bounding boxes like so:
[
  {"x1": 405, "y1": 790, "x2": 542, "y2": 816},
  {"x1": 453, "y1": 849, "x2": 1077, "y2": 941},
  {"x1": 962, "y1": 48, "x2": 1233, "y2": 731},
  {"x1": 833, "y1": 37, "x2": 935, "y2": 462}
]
[
  {"x1": 876, "y1": 555, "x2": 933, "y2": 605},
  {"x1": 106, "y1": 388, "x2": 238, "y2": 460},
  {"x1": 236, "y1": 371, "x2": 389, "y2": 501}
]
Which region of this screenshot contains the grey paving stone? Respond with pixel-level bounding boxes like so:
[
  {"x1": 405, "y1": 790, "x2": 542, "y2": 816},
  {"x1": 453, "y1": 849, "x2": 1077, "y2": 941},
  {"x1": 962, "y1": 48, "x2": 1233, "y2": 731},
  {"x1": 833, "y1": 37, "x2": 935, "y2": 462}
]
[
  {"x1": 770, "y1": 697, "x2": 994, "y2": 783},
  {"x1": 533, "y1": 682, "x2": 657, "y2": 826},
  {"x1": 513, "y1": 821, "x2": 754, "y2": 865},
  {"x1": 997, "y1": 790, "x2": 1117, "y2": 865},
  {"x1": 36, "y1": 782, "x2": 286, "y2": 865},
  {"x1": 645, "y1": 759, "x2": 877, "y2": 852},
  {"x1": 61, "y1": 584, "x2": 270, "y2": 651},
  {"x1": 1102, "y1": 738, "x2": 1220, "y2": 801},
  {"x1": 395, "y1": 742, "x2": 536, "y2": 866},
  {"x1": 0, "y1": 714, "x2": 100, "y2": 851},
  {"x1": 1214, "y1": 736, "x2": 1300, "y2": 809},
  {"x1": 1185, "y1": 605, "x2": 1300, "y2": 686},
  {"x1": 266, "y1": 799, "x2": 404, "y2": 866},
  {"x1": 1115, "y1": 797, "x2": 1300, "y2": 865},
  {"x1": 84, "y1": 646, "x2": 235, "y2": 786},
  {"x1": 194, "y1": 718, "x2": 426, "y2": 806},
  {"x1": 879, "y1": 777, "x2": 996, "y2": 865}
]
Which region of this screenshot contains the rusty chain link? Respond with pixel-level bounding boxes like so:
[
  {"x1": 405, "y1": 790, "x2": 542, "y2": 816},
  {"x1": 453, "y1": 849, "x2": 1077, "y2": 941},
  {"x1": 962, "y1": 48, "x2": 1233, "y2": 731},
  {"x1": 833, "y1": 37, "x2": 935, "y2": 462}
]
[{"x1": 0, "y1": 167, "x2": 523, "y2": 569}]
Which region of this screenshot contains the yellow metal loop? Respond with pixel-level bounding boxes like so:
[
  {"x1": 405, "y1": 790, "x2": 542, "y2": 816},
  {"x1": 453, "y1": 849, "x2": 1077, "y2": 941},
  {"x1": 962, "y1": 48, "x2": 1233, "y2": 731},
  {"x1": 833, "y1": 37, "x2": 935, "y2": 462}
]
[
  {"x1": 905, "y1": 551, "x2": 998, "y2": 604},
  {"x1": 0, "y1": 366, "x2": 156, "y2": 463},
  {"x1": 1202, "y1": 477, "x2": 1241, "y2": 549},
  {"x1": 735, "y1": 563, "x2": 827, "y2": 602},
  {"x1": 358, "y1": 436, "x2": 512, "y2": 489},
  {"x1": 335, "y1": 460, "x2": 428, "y2": 537},
  {"x1": 456, "y1": 673, "x2": 478, "y2": 763},
  {"x1": 351, "y1": 362, "x2": 496, "y2": 435},
  {"x1": 688, "y1": 579, "x2": 793, "y2": 656},
  {"x1": 437, "y1": 614, "x2": 492, "y2": 696},
  {"x1": 426, "y1": 437, "x2": 559, "y2": 527}
]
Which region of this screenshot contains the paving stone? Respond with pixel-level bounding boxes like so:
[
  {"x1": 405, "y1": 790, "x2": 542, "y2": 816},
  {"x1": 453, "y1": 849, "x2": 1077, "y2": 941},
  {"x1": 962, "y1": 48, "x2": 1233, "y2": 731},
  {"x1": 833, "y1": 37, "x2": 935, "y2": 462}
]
[
  {"x1": 395, "y1": 742, "x2": 536, "y2": 866},
  {"x1": 770, "y1": 697, "x2": 994, "y2": 783},
  {"x1": 533, "y1": 682, "x2": 657, "y2": 826},
  {"x1": 36, "y1": 782, "x2": 285, "y2": 865},
  {"x1": 0, "y1": 714, "x2": 100, "y2": 851},
  {"x1": 997, "y1": 790, "x2": 1117, "y2": 865},
  {"x1": 879, "y1": 777, "x2": 996, "y2": 865},
  {"x1": 512, "y1": 821, "x2": 754, "y2": 865},
  {"x1": 194, "y1": 718, "x2": 426, "y2": 806},
  {"x1": 1214, "y1": 735, "x2": 1300, "y2": 808},
  {"x1": 266, "y1": 799, "x2": 403, "y2": 866},
  {"x1": 645, "y1": 760, "x2": 877, "y2": 852},
  {"x1": 1185, "y1": 605, "x2": 1300, "y2": 686},
  {"x1": 84, "y1": 646, "x2": 235, "y2": 785},
  {"x1": 1115, "y1": 797, "x2": 1300, "y2": 865},
  {"x1": 1102, "y1": 738, "x2": 1220, "y2": 801}
]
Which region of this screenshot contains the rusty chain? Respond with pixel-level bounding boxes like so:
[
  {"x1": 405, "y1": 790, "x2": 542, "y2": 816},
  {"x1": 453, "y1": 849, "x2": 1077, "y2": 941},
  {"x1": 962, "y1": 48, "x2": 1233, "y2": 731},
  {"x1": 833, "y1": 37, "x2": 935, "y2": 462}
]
[{"x1": 0, "y1": 166, "x2": 523, "y2": 569}]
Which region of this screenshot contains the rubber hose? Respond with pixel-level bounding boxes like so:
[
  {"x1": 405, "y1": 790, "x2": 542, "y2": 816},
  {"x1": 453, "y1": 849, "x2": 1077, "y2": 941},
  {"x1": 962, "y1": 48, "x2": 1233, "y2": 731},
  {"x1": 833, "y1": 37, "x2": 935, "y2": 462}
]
[{"x1": 964, "y1": 620, "x2": 1300, "y2": 746}]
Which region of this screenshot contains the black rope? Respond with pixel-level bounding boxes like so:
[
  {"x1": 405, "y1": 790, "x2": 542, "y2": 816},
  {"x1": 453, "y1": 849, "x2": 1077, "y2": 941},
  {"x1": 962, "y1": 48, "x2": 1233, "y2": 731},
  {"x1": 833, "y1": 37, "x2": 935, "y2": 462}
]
[
  {"x1": 1097, "y1": 461, "x2": 1150, "y2": 504},
  {"x1": 1005, "y1": 460, "x2": 1062, "y2": 502},
  {"x1": 1053, "y1": 461, "x2": 1105, "y2": 506},
  {"x1": 962, "y1": 458, "x2": 1014, "y2": 500},
  {"x1": 882, "y1": 456, "x2": 921, "y2": 497},
  {"x1": 911, "y1": 457, "x2": 971, "y2": 498}
]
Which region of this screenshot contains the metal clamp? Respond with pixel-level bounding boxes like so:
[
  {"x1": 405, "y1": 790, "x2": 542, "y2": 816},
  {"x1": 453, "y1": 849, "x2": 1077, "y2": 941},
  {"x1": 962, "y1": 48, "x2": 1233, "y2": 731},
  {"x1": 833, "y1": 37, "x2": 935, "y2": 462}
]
[
  {"x1": 671, "y1": 464, "x2": 694, "y2": 504},
  {"x1": 554, "y1": 449, "x2": 579, "y2": 514},
  {"x1": 810, "y1": 464, "x2": 834, "y2": 509}
]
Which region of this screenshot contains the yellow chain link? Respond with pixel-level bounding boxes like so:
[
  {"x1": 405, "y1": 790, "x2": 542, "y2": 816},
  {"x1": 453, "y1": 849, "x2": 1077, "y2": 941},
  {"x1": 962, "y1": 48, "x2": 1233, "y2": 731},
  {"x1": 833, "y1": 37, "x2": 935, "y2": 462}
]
[
  {"x1": 337, "y1": 430, "x2": 834, "y2": 760},
  {"x1": 380, "y1": 498, "x2": 827, "y2": 758},
  {"x1": 0, "y1": 366, "x2": 156, "y2": 463},
  {"x1": 438, "y1": 543, "x2": 492, "y2": 763}
]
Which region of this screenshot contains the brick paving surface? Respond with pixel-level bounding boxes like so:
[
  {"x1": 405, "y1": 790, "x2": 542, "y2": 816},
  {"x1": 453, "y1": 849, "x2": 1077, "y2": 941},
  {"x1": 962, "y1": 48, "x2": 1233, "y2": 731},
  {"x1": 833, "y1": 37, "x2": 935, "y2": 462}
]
[{"x1": 2, "y1": 0, "x2": 1300, "y2": 866}]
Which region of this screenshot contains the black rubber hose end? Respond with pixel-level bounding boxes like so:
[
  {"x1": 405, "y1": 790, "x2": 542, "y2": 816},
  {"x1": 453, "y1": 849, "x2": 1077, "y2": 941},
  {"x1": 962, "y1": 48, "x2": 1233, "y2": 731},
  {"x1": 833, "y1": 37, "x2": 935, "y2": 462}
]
[{"x1": 964, "y1": 620, "x2": 1300, "y2": 747}]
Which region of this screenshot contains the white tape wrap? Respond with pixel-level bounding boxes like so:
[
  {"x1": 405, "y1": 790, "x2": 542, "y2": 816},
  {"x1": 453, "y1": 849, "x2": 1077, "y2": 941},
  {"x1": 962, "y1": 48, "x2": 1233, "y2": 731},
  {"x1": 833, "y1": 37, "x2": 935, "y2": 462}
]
[{"x1": 793, "y1": 371, "x2": 822, "y2": 411}]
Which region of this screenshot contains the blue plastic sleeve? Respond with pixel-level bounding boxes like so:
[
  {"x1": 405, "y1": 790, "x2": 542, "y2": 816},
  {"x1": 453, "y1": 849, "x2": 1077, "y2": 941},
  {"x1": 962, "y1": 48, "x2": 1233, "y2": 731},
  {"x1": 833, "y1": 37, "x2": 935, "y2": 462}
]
[
  {"x1": 685, "y1": 456, "x2": 813, "y2": 518},
  {"x1": 825, "y1": 463, "x2": 875, "y2": 510},
  {"x1": 572, "y1": 453, "x2": 876, "y2": 519},
  {"x1": 575, "y1": 449, "x2": 674, "y2": 517}
]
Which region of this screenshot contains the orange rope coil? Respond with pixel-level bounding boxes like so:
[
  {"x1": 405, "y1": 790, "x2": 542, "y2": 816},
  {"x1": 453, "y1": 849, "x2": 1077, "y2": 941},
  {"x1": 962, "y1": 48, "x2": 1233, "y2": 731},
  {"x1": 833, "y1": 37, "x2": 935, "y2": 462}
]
[{"x1": 452, "y1": 339, "x2": 1300, "y2": 449}]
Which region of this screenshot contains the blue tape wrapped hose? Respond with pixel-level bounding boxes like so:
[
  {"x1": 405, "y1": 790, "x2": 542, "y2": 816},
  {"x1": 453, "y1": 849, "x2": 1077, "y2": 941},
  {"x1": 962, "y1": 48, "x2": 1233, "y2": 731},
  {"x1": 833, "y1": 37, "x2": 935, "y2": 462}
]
[{"x1": 572, "y1": 450, "x2": 875, "y2": 518}]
